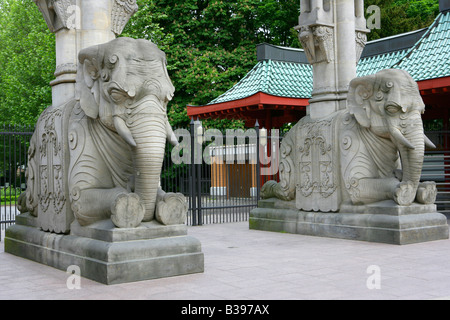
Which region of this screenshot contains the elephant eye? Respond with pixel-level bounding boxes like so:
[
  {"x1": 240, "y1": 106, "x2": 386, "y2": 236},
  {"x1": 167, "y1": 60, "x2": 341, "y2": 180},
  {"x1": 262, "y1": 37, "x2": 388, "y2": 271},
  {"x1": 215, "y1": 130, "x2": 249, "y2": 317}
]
[
  {"x1": 100, "y1": 70, "x2": 110, "y2": 82},
  {"x1": 385, "y1": 104, "x2": 401, "y2": 115}
]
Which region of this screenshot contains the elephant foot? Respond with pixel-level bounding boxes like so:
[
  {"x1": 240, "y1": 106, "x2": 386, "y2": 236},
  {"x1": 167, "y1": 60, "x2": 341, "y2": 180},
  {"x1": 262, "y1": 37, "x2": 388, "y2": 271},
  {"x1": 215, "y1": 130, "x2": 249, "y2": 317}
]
[
  {"x1": 111, "y1": 193, "x2": 145, "y2": 228},
  {"x1": 261, "y1": 180, "x2": 292, "y2": 201},
  {"x1": 155, "y1": 189, "x2": 188, "y2": 225},
  {"x1": 416, "y1": 181, "x2": 437, "y2": 205},
  {"x1": 261, "y1": 180, "x2": 278, "y2": 199},
  {"x1": 394, "y1": 181, "x2": 416, "y2": 206},
  {"x1": 17, "y1": 192, "x2": 28, "y2": 215}
]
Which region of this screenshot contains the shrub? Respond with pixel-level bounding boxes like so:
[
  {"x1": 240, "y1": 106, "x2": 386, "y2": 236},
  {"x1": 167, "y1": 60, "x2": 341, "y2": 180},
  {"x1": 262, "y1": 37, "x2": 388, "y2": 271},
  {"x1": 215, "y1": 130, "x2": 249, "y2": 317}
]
[{"x1": 0, "y1": 186, "x2": 22, "y2": 204}]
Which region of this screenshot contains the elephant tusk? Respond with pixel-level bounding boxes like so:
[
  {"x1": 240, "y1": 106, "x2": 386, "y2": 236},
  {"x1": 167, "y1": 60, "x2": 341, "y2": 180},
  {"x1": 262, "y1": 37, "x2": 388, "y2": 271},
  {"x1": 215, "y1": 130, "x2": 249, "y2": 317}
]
[
  {"x1": 389, "y1": 127, "x2": 416, "y2": 150},
  {"x1": 166, "y1": 119, "x2": 179, "y2": 147},
  {"x1": 114, "y1": 116, "x2": 137, "y2": 147},
  {"x1": 424, "y1": 134, "x2": 437, "y2": 149},
  {"x1": 168, "y1": 131, "x2": 179, "y2": 147}
]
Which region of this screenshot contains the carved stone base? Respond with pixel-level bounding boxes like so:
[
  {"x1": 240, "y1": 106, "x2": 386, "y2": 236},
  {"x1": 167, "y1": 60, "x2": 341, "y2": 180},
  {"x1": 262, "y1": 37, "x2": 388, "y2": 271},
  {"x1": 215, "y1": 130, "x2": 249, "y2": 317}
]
[
  {"x1": 250, "y1": 199, "x2": 449, "y2": 245},
  {"x1": 4, "y1": 213, "x2": 204, "y2": 285}
]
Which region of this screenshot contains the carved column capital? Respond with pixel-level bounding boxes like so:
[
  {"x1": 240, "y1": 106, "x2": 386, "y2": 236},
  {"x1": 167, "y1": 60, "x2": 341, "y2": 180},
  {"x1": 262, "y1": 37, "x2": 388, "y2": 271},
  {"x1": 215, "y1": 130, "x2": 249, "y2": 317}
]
[
  {"x1": 298, "y1": 24, "x2": 335, "y2": 65},
  {"x1": 111, "y1": 0, "x2": 139, "y2": 35},
  {"x1": 34, "y1": 0, "x2": 139, "y2": 36},
  {"x1": 33, "y1": 0, "x2": 76, "y2": 33},
  {"x1": 355, "y1": 30, "x2": 368, "y2": 62}
]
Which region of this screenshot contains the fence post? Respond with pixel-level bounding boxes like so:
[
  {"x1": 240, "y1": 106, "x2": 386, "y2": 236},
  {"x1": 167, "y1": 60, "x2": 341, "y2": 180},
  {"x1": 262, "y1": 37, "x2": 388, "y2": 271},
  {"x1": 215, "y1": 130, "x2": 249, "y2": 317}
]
[
  {"x1": 189, "y1": 118, "x2": 197, "y2": 226},
  {"x1": 196, "y1": 118, "x2": 203, "y2": 226},
  {"x1": 255, "y1": 120, "x2": 261, "y2": 202}
]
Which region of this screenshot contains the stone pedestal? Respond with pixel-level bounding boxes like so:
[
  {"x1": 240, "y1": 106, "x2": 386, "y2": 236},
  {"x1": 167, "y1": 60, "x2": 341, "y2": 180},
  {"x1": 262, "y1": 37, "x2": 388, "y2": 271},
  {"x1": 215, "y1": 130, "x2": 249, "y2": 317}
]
[
  {"x1": 5, "y1": 213, "x2": 204, "y2": 285},
  {"x1": 250, "y1": 199, "x2": 449, "y2": 245}
]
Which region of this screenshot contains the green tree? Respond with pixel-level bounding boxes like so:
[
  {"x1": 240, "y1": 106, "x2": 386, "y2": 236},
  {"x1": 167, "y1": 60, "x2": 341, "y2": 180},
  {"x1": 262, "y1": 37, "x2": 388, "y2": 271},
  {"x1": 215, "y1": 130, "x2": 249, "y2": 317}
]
[
  {"x1": 257, "y1": 0, "x2": 301, "y2": 47},
  {"x1": 365, "y1": 0, "x2": 440, "y2": 41},
  {"x1": 0, "y1": 0, "x2": 55, "y2": 126}
]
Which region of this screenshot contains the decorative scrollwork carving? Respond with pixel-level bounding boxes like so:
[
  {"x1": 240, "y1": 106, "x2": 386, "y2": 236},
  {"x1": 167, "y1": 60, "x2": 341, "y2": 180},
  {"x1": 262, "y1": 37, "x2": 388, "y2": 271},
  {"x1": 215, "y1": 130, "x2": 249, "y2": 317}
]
[
  {"x1": 298, "y1": 25, "x2": 335, "y2": 64},
  {"x1": 111, "y1": 0, "x2": 139, "y2": 35}
]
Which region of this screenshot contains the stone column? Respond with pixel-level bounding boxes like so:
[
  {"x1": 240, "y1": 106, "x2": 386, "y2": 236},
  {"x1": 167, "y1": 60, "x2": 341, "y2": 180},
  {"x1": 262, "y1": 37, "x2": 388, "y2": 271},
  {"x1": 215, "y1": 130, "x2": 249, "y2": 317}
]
[
  {"x1": 79, "y1": 0, "x2": 115, "y2": 49},
  {"x1": 335, "y1": 0, "x2": 357, "y2": 108},
  {"x1": 297, "y1": 0, "x2": 369, "y2": 119}
]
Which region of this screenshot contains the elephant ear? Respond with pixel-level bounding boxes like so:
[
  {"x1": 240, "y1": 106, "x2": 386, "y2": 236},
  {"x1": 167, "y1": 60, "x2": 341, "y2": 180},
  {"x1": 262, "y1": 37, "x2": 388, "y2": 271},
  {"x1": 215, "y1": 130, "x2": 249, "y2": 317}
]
[
  {"x1": 75, "y1": 46, "x2": 101, "y2": 119},
  {"x1": 347, "y1": 76, "x2": 375, "y2": 128}
]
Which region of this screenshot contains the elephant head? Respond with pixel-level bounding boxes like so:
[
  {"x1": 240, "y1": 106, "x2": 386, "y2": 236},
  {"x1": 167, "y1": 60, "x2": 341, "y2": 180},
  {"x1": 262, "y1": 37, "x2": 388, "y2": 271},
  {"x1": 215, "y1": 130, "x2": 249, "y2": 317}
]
[
  {"x1": 76, "y1": 37, "x2": 177, "y2": 145},
  {"x1": 347, "y1": 69, "x2": 436, "y2": 205},
  {"x1": 74, "y1": 37, "x2": 178, "y2": 223}
]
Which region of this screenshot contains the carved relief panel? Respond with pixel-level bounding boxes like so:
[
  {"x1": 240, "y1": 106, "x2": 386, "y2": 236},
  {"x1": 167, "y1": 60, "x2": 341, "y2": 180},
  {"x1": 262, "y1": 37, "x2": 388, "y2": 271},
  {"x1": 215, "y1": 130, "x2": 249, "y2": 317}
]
[
  {"x1": 35, "y1": 101, "x2": 76, "y2": 233},
  {"x1": 295, "y1": 114, "x2": 341, "y2": 212}
]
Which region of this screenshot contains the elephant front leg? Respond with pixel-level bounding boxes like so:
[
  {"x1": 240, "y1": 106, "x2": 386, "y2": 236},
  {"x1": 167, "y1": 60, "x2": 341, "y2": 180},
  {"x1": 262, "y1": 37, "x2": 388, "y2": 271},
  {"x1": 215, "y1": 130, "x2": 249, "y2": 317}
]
[
  {"x1": 348, "y1": 177, "x2": 401, "y2": 205},
  {"x1": 155, "y1": 188, "x2": 188, "y2": 225},
  {"x1": 111, "y1": 192, "x2": 145, "y2": 228},
  {"x1": 71, "y1": 187, "x2": 145, "y2": 228},
  {"x1": 393, "y1": 181, "x2": 417, "y2": 206},
  {"x1": 350, "y1": 178, "x2": 433, "y2": 206},
  {"x1": 416, "y1": 181, "x2": 437, "y2": 205}
]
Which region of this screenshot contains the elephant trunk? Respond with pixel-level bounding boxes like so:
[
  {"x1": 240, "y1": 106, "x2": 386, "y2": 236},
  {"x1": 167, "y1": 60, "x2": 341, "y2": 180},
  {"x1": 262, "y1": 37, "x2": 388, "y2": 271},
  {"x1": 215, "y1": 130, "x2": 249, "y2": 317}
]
[
  {"x1": 390, "y1": 112, "x2": 425, "y2": 205},
  {"x1": 116, "y1": 96, "x2": 168, "y2": 221},
  {"x1": 398, "y1": 131, "x2": 424, "y2": 187}
]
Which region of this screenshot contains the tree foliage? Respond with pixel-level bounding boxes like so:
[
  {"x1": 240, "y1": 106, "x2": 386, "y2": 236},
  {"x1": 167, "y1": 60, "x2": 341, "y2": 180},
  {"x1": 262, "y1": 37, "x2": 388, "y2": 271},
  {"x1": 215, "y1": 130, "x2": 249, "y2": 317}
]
[
  {"x1": 0, "y1": 0, "x2": 55, "y2": 126},
  {"x1": 365, "y1": 0, "x2": 440, "y2": 41},
  {"x1": 0, "y1": 0, "x2": 442, "y2": 129}
]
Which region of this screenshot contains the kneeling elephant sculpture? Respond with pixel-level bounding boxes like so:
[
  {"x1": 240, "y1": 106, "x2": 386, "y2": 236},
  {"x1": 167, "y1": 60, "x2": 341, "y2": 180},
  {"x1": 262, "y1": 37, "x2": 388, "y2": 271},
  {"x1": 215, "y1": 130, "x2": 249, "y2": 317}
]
[
  {"x1": 21, "y1": 37, "x2": 186, "y2": 229},
  {"x1": 262, "y1": 69, "x2": 437, "y2": 209}
]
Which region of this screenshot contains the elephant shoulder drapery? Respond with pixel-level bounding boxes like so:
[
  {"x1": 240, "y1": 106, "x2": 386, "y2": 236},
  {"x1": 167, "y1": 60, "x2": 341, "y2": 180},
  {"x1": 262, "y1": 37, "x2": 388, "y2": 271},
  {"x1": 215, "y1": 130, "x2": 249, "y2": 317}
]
[
  {"x1": 89, "y1": 116, "x2": 134, "y2": 190},
  {"x1": 357, "y1": 124, "x2": 400, "y2": 178}
]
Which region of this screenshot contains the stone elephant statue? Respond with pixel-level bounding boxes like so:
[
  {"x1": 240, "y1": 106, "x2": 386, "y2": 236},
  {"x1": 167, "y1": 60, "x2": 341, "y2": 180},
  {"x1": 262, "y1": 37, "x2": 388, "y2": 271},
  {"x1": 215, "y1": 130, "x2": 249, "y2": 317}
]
[
  {"x1": 21, "y1": 37, "x2": 187, "y2": 230},
  {"x1": 69, "y1": 37, "x2": 185, "y2": 228},
  {"x1": 262, "y1": 69, "x2": 437, "y2": 209}
]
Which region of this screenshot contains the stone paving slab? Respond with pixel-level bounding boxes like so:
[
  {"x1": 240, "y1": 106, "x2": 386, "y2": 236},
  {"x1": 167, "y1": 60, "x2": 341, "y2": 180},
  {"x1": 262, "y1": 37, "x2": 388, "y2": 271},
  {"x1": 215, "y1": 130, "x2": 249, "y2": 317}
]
[{"x1": 1, "y1": 221, "x2": 450, "y2": 300}]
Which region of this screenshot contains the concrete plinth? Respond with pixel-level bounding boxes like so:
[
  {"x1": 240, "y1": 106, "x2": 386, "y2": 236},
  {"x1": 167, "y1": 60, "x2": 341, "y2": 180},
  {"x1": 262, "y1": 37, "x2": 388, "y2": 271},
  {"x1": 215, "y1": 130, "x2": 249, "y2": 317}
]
[
  {"x1": 5, "y1": 214, "x2": 204, "y2": 285},
  {"x1": 250, "y1": 199, "x2": 449, "y2": 245}
]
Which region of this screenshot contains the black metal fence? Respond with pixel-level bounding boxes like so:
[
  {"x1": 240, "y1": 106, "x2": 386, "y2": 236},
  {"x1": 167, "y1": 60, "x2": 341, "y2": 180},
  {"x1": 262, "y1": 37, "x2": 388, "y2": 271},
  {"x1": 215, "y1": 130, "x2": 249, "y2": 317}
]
[
  {"x1": 0, "y1": 124, "x2": 449, "y2": 234},
  {"x1": 422, "y1": 131, "x2": 450, "y2": 216},
  {"x1": 0, "y1": 125, "x2": 34, "y2": 233}
]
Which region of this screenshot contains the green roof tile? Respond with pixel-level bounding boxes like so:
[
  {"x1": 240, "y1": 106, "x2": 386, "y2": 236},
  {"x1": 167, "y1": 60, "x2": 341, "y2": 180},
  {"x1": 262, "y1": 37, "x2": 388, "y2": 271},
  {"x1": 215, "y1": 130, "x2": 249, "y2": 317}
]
[
  {"x1": 396, "y1": 11, "x2": 450, "y2": 81},
  {"x1": 357, "y1": 49, "x2": 409, "y2": 78},
  {"x1": 207, "y1": 59, "x2": 313, "y2": 104}
]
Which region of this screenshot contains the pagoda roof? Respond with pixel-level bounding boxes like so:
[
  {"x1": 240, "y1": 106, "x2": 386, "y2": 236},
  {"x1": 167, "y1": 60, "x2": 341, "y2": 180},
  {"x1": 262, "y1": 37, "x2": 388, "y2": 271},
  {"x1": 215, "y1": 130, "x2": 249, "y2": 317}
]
[{"x1": 208, "y1": 59, "x2": 313, "y2": 105}]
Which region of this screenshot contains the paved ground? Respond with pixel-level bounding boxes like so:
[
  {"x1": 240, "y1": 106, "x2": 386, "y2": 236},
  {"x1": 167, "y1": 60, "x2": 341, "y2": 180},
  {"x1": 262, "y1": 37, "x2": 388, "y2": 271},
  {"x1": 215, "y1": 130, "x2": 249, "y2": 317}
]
[{"x1": 1, "y1": 221, "x2": 450, "y2": 300}]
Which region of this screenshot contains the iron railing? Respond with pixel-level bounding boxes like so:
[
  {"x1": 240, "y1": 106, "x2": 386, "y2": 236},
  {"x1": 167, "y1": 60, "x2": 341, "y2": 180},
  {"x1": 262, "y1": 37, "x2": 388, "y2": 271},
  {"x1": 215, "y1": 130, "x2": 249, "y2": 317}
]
[
  {"x1": 422, "y1": 130, "x2": 450, "y2": 215},
  {"x1": 161, "y1": 120, "x2": 270, "y2": 226},
  {"x1": 0, "y1": 125, "x2": 34, "y2": 234}
]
